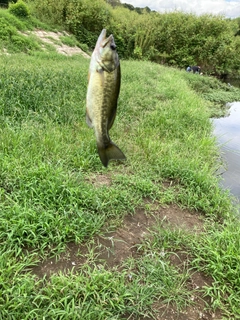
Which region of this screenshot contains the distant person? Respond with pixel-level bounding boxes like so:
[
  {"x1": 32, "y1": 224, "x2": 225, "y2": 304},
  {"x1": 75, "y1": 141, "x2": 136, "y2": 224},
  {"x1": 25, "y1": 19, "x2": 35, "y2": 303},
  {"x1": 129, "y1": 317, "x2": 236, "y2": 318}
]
[
  {"x1": 186, "y1": 66, "x2": 192, "y2": 72},
  {"x1": 192, "y1": 66, "x2": 201, "y2": 74}
]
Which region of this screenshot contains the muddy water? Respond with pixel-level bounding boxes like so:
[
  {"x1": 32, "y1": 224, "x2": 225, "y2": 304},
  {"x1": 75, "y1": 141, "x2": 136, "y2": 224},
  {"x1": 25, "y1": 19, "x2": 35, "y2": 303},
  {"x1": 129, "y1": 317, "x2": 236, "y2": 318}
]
[{"x1": 213, "y1": 102, "x2": 240, "y2": 201}]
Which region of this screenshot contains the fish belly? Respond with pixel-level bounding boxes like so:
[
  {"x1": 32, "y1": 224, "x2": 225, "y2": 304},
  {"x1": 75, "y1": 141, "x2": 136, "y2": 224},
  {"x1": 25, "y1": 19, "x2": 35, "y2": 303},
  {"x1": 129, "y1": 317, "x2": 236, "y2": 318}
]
[
  {"x1": 86, "y1": 65, "x2": 124, "y2": 167},
  {"x1": 87, "y1": 69, "x2": 118, "y2": 147}
]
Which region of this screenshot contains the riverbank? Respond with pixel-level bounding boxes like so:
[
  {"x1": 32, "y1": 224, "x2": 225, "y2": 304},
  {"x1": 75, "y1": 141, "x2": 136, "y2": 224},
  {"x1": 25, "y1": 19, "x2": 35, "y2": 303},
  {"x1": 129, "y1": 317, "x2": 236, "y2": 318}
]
[
  {"x1": 1, "y1": 53, "x2": 240, "y2": 318},
  {"x1": 182, "y1": 71, "x2": 240, "y2": 117}
]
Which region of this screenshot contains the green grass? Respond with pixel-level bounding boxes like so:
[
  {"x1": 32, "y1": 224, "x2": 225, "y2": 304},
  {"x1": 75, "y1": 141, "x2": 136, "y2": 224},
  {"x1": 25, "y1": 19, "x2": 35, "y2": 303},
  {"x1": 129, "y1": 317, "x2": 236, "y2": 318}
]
[
  {"x1": 148, "y1": 218, "x2": 240, "y2": 318},
  {"x1": 59, "y1": 34, "x2": 79, "y2": 47},
  {"x1": 191, "y1": 220, "x2": 240, "y2": 316},
  {"x1": 0, "y1": 9, "x2": 41, "y2": 53},
  {"x1": 0, "y1": 51, "x2": 240, "y2": 319},
  {"x1": 0, "y1": 7, "x2": 54, "y2": 31},
  {"x1": 59, "y1": 34, "x2": 90, "y2": 54},
  {"x1": 0, "y1": 8, "x2": 60, "y2": 53},
  {"x1": 182, "y1": 71, "x2": 240, "y2": 117}
]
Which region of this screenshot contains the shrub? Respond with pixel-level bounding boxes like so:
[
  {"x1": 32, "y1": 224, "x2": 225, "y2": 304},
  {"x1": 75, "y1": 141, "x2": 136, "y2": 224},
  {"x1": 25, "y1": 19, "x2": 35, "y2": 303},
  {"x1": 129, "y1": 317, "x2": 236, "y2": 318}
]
[
  {"x1": 10, "y1": 34, "x2": 41, "y2": 52},
  {"x1": 9, "y1": 0, "x2": 30, "y2": 18},
  {"x1": 78, "y1": 43, "x2": 89, "y2": 53},
  {"x1": 0, "y1": 17, "x2": 16, "y2": 40}
]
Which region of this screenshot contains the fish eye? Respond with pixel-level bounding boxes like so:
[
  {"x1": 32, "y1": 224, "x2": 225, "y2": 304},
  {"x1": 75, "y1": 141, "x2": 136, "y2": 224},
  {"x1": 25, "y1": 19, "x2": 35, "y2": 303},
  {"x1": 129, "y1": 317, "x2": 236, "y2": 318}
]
[{"x1": 110, "y1": 44, "x2": 116, "y2": 50}]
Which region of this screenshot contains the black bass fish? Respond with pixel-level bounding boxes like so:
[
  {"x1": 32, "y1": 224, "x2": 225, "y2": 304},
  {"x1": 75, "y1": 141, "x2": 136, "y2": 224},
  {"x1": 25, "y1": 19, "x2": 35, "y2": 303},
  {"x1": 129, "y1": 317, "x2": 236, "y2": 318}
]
[{"x1": 86, "y1": 29, "x2": 126, "y2": 167}]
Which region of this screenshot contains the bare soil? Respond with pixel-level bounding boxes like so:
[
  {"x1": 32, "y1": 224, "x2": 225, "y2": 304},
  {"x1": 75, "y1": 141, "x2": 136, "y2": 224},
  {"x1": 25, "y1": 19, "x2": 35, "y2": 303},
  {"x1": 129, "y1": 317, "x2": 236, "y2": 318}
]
[
  {"x1": 32, "y1": 174, "x2": 223, "y2": 319},
  {"x1": 32, "y1": 30, "x2": 90, "y2": 58},
  {"x1": 32, "y1": 205, "x2": 204, "y2": 276}
]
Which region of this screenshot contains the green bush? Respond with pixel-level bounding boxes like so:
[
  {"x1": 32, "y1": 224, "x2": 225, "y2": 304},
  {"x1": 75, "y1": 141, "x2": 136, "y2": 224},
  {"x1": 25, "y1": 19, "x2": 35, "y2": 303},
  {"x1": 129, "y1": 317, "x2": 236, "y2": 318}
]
[
  {"x1": 0, "y1": 17, "x2": 16, "y2": 40},
  {"x1": 0, "y1": 14, "x2": 41, "y2": 53},
  {"x1": 78, "y1": 42, "x2": 89, "y2": 53},
  {"x1": 9, "y1": 0, "x2": 30, "y2": 18},
  {"x1": 0, "y1": 8, "x2": 27, "y2": 30},
  {"x1": 10, "y1": 34, "x2": 41, "y2": 52}
]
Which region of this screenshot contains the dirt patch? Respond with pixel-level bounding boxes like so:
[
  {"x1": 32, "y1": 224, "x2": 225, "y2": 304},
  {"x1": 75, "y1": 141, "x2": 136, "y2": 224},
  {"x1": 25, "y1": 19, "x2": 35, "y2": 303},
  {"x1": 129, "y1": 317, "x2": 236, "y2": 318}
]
[
  {"x1": 152, "y1": 298, "x2": 221, "y2": 320},
  {"x1": 151, "y1": 203, "x2": 204, "y2": 232},
  {"x1": 32, "y1": 30, "x2": 90, "y2": 58},
  {"x1": 31, "y1": 208, "x2": 155, "y2": 277},
  {"x1": 31, "y1": 204, "x2": 221, "y2": 319},
  {"x1": 154, "y1": 252, "x2": 222, "y2": 320},
  {"x1": 32, "y1": 204, "x2": 204, "y2": 277},
  {"x1": 86, "y1": 172, "x2": 112, "y2": 187},
  {"x1": 0, "y1": 48, "x2": 10, "y2": 56}
]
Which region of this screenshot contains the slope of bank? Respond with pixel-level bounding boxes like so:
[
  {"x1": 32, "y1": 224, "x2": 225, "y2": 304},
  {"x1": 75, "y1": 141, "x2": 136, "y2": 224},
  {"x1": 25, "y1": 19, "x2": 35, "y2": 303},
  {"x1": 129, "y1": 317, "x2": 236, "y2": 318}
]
[
  {"x1": 0, "y1": 51, "x2": 240, "y2": 318},
  {"x1": 0, "y1": 8, "x2": 89, "y2": 57},
  {"x1": 1, "y1": 6, "x2": 240, "y2": 317}
]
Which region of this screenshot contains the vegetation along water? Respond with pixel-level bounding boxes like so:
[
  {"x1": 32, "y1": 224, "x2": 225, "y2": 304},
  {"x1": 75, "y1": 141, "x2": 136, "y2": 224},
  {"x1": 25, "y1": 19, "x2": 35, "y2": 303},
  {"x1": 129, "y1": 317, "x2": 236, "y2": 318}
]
[{"x1": 1, "y1": 0, "x2": 240, "y2": 319}]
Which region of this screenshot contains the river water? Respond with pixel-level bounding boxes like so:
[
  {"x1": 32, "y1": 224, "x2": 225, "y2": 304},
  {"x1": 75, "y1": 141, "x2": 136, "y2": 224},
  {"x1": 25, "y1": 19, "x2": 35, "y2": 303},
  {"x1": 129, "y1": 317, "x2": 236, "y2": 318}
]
[{"x1": 213, "y1": 101, "x2": 240, "y2": 202}]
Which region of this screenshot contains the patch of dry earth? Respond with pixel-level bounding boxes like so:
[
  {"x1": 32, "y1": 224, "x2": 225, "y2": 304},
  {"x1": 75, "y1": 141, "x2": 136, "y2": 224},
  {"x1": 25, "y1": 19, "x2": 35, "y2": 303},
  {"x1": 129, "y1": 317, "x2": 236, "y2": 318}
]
[
  {"x1": 31, "y1": 186, "x2": 222, "y2": 320},
  {"x1": 32, "y1": 30, "x2": 90, "y2": 58}
]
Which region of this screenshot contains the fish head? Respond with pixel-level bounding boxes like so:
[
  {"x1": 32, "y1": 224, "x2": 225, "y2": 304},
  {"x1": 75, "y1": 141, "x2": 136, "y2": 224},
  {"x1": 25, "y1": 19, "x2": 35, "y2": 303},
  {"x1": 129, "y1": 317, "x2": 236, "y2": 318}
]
[{"x1": 94, "y1": 29, "x2": 119, "y2": 73}]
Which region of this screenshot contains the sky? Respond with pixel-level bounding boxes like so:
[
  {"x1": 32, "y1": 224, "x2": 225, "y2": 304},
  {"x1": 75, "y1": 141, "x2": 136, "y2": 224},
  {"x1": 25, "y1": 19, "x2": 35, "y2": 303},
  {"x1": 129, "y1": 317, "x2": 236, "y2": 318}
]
[{"x1": 123, "y1": 0, "x2": 240, "y2": 18}]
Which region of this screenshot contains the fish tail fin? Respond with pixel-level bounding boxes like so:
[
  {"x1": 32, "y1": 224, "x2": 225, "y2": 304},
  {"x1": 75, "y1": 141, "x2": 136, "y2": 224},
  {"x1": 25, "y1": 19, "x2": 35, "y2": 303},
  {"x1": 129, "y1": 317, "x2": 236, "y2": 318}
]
[{"x1": 97, "y1": 141, "x2": 126, "y2": 167}]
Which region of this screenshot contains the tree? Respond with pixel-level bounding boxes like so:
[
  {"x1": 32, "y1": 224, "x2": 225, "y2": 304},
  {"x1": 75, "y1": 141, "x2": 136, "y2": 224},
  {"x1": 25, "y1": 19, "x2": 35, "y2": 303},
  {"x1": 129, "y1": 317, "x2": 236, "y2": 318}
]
[
  {"x1": 233, "y1": 17, "x2": 240, "y2": 36},
  {"x1": 123, "y1": 3, "x2": 134, "y2": 11},
  {"x1": 0, "y1": 0, "x2": 10, "y2": 7},
  {"x1": 105, "y1": 0, "x2": 121, "y2": 7},
  {"x1": 66, "y1": 0, "x2": 112, "y2": 48}
]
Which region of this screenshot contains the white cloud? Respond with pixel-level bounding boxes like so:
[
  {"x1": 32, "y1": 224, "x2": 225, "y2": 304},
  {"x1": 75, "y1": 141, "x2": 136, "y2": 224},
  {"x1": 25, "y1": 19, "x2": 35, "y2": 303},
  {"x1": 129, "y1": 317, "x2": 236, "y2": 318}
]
[{"x1": 123, "y1": 0, "x2": 240, "y2": 18}]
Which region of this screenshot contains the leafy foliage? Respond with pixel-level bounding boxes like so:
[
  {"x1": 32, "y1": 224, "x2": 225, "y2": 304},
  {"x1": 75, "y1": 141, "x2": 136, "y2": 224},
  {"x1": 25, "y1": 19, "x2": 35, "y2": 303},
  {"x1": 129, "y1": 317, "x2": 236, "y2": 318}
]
[
  {"x1": 66, "y1": 0, "x2": 112, "y2": 49},
  {"x1": 0, "y1": 16, "x2": 15, "y2": 39},
  {"x1": 25, "y1": 0, "x2": 240, "y2": 75},
  {"x1": 0, "y1": 11, "x2": 41, "y2": 52},
  {"x1": 26, "y1": 0, "x2": 68, "y2": 27},
  {"x1": 9, "y1": 0, "x2": 30, "y2": 18}
]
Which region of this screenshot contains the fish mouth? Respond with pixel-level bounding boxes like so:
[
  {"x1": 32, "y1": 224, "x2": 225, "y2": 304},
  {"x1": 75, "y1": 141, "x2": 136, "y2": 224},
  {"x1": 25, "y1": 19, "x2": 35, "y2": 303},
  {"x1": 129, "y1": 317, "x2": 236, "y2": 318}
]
[
  {"x1": 95, "y1": 29, "x2": 119, "y2": 72},
  {"x1": 96, "y1": 29, "x2": 116, "y2": 50},
  {"x1": 102, "y1": 35, "x2": 114, "y2": 48}
]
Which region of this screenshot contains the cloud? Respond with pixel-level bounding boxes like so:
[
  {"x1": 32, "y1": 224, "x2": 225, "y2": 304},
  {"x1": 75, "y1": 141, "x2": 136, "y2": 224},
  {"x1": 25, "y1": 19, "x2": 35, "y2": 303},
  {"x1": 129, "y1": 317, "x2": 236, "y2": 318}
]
[{"x1": 123, "y1": 0, "x2": 240, "y2": 18}]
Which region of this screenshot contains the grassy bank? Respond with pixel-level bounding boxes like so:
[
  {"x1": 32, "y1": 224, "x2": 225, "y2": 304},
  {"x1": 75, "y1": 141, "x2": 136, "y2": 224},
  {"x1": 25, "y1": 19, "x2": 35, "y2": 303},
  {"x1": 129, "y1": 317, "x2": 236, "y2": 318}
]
[{"x1": 0, "y1": 51, "x2": 240, "y2": 319}]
